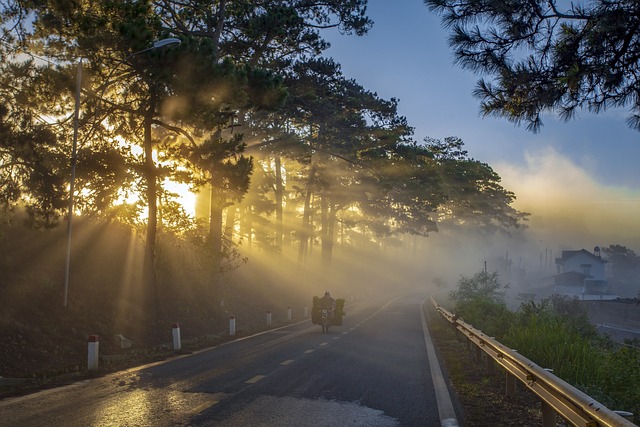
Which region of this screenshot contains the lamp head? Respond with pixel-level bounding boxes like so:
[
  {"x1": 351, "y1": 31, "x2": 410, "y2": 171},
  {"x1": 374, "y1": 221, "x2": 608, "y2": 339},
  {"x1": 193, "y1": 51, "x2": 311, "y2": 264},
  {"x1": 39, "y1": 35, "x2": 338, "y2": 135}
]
[{"x1": 153, "y1": 38, "x2": 181, "y2": 49}]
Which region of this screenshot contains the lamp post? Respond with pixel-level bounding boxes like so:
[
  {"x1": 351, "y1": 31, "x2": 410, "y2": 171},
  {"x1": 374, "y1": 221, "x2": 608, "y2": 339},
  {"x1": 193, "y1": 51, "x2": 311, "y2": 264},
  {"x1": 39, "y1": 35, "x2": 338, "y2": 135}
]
[{"x1": 63, "y1": 37, "x2": 181, "y2": 308}]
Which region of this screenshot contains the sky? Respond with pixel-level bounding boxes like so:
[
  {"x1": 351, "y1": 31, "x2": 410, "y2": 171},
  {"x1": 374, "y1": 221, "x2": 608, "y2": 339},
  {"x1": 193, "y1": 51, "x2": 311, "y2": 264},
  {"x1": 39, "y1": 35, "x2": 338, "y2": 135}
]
[{"x1": 321, "y1": 0, "x2": 640, "y2": 251}]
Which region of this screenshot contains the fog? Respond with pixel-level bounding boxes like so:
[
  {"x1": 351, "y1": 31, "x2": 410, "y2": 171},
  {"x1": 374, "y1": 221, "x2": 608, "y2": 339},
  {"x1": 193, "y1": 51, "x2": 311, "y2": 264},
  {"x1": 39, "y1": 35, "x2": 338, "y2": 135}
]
[
  {"x1": 5, "y1": 147, "x2": 639, "y2": 323},
  {"x1": 496, "y1": 147, "x2": 640, "y2": 251},
  {"x1": 229, "y1": 147, "x2": 640, "y2": 309}
]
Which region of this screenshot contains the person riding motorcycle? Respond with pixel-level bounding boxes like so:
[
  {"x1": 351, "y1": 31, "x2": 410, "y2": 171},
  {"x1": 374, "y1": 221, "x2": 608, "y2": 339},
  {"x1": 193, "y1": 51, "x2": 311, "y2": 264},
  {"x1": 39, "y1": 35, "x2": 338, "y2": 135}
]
[{"x1": 318, "y1": 291, "x2": 336, "y2": 319}]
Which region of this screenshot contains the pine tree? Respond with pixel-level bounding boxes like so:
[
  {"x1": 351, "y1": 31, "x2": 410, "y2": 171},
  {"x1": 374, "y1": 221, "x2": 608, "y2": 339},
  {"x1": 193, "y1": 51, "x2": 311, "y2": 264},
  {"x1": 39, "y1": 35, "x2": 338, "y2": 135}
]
[{"x1": 426, "y1": 0, "x2": 640, "y2": 131}]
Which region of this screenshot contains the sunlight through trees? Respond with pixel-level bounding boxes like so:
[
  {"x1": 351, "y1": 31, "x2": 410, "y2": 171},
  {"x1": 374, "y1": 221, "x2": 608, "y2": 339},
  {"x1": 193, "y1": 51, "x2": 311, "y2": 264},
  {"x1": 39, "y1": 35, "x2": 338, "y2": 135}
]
[{"x1": 0, "y1": 1, "x2": 527, "y2": 309}]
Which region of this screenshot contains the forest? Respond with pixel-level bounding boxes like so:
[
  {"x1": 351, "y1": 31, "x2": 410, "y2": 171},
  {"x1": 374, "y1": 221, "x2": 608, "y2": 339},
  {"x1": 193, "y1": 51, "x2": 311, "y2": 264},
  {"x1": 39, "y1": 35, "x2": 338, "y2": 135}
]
[{"x1": 0, "y1": 1, "x2": 530, "y2": 377}]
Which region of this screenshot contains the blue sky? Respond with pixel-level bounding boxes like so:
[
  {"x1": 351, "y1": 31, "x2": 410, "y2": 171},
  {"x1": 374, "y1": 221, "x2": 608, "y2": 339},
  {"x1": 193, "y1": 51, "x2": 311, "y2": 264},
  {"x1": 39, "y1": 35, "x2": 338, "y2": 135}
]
[
  {"x1": 322, "y1": 0, "x2": 640, "y2": 188},
  {"x1": 322, "y1": 0, "x2": 640, "y2": 250}
]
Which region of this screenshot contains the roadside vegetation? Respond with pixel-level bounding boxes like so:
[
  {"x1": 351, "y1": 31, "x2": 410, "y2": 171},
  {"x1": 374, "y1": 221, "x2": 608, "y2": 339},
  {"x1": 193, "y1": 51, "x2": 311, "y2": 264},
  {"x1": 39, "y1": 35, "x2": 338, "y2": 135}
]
[
  {"x1": 442, "y1": 271, "x2": 640, "y2": 422},
  {"x1": 427, "y1": 303, "x2": 543, "y2": 427}
]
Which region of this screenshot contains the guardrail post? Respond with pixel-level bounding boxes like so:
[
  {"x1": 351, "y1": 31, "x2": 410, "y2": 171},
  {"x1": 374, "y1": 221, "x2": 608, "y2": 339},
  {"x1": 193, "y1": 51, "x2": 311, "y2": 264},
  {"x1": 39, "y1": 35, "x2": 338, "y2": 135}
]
[
  {"x1": 266, "y1": 310, "x2": 272, "y2": 327},
  {"x1": 475, "y1": 345, "x2": 482, "y2": 362},
  {"x1": 506, "y1": 372, "x2": 517, "y2": 398},
  {"x1": 541, "y1": 401, "x2": 556, "y2": 427},
  {"x1": 486, "y1": 356, "x2": 495, "y2": 375}
]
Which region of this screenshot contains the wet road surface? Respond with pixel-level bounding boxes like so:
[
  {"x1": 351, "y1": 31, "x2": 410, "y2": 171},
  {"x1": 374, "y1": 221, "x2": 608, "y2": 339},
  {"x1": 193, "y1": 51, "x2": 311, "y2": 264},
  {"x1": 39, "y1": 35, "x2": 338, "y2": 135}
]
[{"x1": 0, "y1": 294, "x2": 459, "y2": 426}]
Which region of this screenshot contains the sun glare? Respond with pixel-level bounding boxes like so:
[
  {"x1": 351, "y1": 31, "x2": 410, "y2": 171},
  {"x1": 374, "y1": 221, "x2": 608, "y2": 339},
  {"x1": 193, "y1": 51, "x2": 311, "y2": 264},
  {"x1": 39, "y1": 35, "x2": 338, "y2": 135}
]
[
  {"x1": 164, "y1": 179, "x2": 197, "y2": 217},
  {"x1": 109, "y1": 138, "x2": 197, "y2": 218}
]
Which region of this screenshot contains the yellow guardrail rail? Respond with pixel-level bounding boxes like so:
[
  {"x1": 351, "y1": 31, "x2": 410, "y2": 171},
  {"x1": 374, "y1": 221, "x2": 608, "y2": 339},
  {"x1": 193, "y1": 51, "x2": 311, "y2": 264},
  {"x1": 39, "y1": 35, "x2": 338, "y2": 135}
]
[{"x1": 431, "y1": 298, "x2": 636, "y2": 427}]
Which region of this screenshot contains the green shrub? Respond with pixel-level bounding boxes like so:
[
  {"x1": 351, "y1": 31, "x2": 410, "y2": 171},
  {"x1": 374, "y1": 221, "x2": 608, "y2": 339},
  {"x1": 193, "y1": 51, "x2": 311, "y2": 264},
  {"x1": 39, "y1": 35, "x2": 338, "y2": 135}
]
[
  {"x1": 449, "y1": 270, "x2": 514, "y2": 339},
  {"x1": 450, "y1": 271, "x2": 505, "y2": 303},
  {"x1": 454, "y1": 297, "x2": 515, "y2": 340}
]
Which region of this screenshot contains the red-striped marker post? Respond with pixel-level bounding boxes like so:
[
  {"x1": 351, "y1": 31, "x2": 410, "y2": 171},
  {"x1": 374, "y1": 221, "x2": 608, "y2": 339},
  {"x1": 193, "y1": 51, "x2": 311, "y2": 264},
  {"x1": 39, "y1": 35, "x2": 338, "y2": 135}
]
[
  {"x1": 87, "y1": 335, "x2": 99, "y2": 371},
  {"x1": 172, "y1": 323, "x2": 181, "y2": 351},
  {"x1": 229, "y1": 315, "x2": 236, "y2": 336}
]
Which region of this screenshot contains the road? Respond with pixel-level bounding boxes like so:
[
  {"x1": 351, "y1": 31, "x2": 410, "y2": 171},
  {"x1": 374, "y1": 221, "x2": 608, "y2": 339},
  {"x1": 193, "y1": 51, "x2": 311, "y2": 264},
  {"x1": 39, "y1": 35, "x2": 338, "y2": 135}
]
[{"x1": 0, "y1": 294, "x2": 460, "y2": 426}]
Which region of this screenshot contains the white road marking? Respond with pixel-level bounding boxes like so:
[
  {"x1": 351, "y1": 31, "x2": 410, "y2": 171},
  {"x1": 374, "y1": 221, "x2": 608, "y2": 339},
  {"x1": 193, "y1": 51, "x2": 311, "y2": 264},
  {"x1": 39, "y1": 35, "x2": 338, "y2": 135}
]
[
  {"x1": 190, "y1": 400, "x2": 219, "y2": 414},
  {"x1": 245, "y1": 375, "x2": 267, "y2": 384}
]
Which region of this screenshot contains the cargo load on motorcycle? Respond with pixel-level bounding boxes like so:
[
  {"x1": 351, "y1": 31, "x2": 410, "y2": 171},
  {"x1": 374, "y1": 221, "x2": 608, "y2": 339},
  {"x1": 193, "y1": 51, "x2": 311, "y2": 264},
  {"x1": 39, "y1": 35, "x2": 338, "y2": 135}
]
[{"x1": 311, "y1": 295, "x2": 345, "y2": 326}]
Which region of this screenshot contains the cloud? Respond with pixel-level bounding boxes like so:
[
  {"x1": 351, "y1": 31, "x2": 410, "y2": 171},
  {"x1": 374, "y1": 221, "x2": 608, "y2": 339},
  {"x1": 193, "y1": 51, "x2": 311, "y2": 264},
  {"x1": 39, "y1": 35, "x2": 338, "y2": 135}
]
[{"x1": 495, "y1": 147, "x2": 640, "y2": 250}]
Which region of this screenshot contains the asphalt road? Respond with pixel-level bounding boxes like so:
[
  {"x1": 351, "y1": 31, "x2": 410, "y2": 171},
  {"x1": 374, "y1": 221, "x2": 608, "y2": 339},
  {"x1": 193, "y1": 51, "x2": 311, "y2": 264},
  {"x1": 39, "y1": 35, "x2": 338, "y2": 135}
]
[{"x1": 0, "y1": 294, "x2": 460, "y2": 427}]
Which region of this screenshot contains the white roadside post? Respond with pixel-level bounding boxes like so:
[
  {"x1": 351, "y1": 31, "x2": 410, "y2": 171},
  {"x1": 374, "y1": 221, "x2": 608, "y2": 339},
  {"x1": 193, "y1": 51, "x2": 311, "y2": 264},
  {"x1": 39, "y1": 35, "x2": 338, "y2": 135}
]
[
  {"x1": 172, "y1": 323, "x2": 181, "y2": 351},
  {"x1": 87, "y1": 335, "x2": 99, "y2": 371},
  {"x1": 287, "y1": 307, "x2": 292, "y2": 321},
  {"x1": 266, "y1": 310, "x2": 272, "y2": 327},
  {"x1": 229, "y1": 315, "x2": 236, "y2": 336},
  {"x1": 304, "y1": 305, "x2": 308, "y2": 317}
]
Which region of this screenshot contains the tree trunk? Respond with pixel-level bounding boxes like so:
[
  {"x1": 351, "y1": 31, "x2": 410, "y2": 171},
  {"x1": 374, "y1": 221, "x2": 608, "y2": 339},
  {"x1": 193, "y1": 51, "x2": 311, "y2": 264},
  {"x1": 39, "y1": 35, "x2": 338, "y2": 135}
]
[
  {"x1": 297, "y1": 163, "x2": 316, "y2": 266},
  {"x1": 211, "y1": 0, "x2": 226, "y2": 57},
  {"x1": 143, "y1": 100, "x2": 158, "y2": 312},
  {"x1": 239, "y1": 205, "x2": 252, "y2": 249},
  {"x1": 321, "y1": 196, "x2": 336, "y2": 269},
  {"x1": 209, "y1": 183, "x2": 224, "y2": 257},
  {"x1": 224, "y1": 204, "x2": 235, "y2": 242},
  {"x1": 274, "y1": 155, "x2": 283, "y2": 252}
]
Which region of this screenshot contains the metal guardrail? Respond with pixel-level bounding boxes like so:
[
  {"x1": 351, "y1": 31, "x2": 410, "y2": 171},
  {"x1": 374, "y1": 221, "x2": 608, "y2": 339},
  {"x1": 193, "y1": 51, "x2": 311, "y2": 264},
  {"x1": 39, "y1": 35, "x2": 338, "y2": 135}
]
[{"x1": 431, "y1": 298, "x2": 636, "y2": 427}]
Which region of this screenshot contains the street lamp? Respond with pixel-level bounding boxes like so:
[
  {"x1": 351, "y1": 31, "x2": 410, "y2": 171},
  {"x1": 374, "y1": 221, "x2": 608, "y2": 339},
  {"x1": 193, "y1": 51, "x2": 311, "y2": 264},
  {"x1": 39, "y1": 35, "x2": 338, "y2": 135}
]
[
  {"x1": 63, "y1": 37, "x2": 181, "y2": 307},
  {"x1": 145, "y1": 37, "x2": 182, "y2": 53}
]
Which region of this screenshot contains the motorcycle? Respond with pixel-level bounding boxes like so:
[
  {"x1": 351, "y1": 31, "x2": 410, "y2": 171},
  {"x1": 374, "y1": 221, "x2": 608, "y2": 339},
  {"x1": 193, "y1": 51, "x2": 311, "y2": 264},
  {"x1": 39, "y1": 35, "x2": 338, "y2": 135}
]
[
  {"x1": 311, "y1": 296, "x2": 345, "y2": 333},
  {"x1": 320, "y1": 309, "x2": 330, "y2": 333}
]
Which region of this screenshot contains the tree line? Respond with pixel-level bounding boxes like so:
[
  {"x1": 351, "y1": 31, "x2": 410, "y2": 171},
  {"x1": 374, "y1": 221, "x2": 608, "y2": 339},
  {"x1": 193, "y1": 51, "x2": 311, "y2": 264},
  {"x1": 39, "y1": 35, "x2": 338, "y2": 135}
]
[{"x1": 0, "y1": 1, "x2": 528, "y2": 297}]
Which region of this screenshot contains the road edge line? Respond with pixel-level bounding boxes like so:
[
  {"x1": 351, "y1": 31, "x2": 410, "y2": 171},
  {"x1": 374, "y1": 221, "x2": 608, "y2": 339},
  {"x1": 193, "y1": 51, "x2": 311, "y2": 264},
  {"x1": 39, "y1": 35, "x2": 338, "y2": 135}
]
[{"x1": 420, "y1": 298, "x2": 460, "y2": 427}]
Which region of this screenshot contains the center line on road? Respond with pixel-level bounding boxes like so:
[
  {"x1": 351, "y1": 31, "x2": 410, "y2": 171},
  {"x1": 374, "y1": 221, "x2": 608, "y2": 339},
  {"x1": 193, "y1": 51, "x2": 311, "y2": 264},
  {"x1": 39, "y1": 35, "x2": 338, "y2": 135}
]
[
  {"x1": 304, "y1": 349, "x2": 314, "y2": 353},
  {"x1": 281, "y1": 359, "x2": 294, "y2": 365},
  {"x1": 320, "y1": 342, "x2": 328, "y2": 346},
  {"x1": 190, "y1": 400, "x2": 219, "y2": 414},
  {"x1": 245, "y1": 375, "x2": 267, "y2": 384}
]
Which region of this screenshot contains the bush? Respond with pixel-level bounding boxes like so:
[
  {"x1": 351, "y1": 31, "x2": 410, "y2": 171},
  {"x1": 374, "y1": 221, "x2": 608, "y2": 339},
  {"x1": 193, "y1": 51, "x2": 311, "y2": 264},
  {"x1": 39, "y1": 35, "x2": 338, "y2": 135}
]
[
  {"x1": 454, "y1": 297, "x2": 515, "y2": 340},
  {"x1": 449, "y1": 271, "x2": 505, "y2": 303},
  {"x1": 448, "y1": 270, "x2": 513, "y2": 339}
]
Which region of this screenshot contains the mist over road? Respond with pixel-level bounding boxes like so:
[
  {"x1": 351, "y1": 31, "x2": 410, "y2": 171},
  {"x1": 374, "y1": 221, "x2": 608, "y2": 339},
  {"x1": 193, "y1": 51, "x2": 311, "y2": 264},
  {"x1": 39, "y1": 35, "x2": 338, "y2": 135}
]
[{"x1": 0, "y1": 294, "x2": 458, "y2": 426}]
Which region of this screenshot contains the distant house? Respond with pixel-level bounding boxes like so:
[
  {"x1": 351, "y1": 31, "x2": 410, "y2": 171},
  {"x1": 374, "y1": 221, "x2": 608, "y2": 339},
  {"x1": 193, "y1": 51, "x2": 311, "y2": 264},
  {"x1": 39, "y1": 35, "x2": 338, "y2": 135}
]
[{"x1": 554, "y1": 248, "x2": 613, "y2": 299}]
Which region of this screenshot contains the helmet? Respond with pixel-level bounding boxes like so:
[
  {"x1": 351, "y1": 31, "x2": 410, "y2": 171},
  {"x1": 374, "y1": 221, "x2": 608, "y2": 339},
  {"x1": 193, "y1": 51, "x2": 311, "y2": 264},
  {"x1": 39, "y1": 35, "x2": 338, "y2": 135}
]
[{"x1": 324, "y1": 291, "x2": 330, "y2": 296}]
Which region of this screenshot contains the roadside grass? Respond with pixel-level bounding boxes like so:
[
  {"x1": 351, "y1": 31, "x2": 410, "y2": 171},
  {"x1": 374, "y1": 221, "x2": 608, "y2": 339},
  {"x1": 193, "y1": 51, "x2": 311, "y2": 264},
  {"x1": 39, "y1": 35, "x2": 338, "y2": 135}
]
[
  {"x1": 447, "y1": 293, "x2": 640, "y2": 424},
  {"x1": 427, "y1": 304, "x2": 543, "y2": 427},
  {"x1": 503, "y1": 307, "x2": 640, "y2": 419}
]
